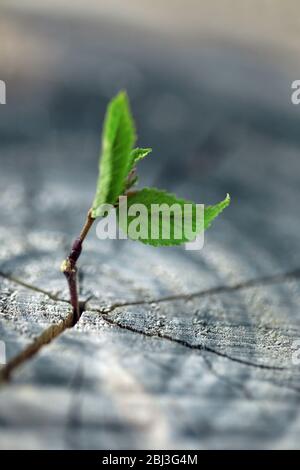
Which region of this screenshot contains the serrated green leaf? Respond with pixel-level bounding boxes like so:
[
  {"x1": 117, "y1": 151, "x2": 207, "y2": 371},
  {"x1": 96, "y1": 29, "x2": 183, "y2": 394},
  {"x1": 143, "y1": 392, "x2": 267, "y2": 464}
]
[
  {"x1": 92, "y1": 91, "x2": 136, "y2": 217},
  {"x1": 130, "y1": 147, "x2": 152, "y2": 167},
  {"x1": 117, "y1": 188, "x2": 229, "y2": 246},
  {"x1": 204, "y1": 193, "x2": 230, "y2": 230}
]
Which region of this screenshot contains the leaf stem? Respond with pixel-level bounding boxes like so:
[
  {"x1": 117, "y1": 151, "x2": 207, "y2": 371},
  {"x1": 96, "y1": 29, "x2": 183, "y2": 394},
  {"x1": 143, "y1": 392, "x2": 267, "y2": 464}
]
[
  {"x1": 79, "y1": 209, "x2": 95, "y2": 242},
  {"x1": 61, "y1": 209, "x2": 95, "y2": 322}
]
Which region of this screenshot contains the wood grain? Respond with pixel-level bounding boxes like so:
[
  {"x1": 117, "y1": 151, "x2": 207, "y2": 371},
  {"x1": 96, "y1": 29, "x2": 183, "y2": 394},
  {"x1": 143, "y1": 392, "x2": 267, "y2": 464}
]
[{"x1": 0, "y1": 10, "x2": 300, "y2": 449}]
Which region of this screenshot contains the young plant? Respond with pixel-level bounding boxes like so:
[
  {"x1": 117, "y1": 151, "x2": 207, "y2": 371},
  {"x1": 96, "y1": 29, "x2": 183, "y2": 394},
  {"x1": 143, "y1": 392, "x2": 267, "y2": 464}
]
[{"x1": 61, "y1": 91, "x2": 230, "y2": 320}]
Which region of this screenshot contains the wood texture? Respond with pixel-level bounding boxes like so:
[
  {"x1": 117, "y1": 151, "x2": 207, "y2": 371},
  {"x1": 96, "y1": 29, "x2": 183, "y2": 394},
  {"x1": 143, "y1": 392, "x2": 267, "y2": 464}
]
[{"x1": 0, "y1": 10, "x2": 300, "y2": 449}]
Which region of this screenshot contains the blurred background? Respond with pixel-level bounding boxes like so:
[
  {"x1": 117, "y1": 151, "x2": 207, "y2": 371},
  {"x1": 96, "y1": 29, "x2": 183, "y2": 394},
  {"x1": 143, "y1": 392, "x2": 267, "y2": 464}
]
[
  {"x1": 1, "y1": 0, "x2": 300, "y2": 451},
  {"x1": 1, "y1": 0, "x2": 300, "y2": 270}
]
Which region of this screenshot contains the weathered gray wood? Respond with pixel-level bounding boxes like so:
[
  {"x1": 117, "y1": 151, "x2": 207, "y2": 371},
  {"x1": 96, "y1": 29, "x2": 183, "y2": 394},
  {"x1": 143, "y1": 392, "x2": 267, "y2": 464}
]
[
  {"x1": 0, "y1": 8, "x2": 300, "y2": 450},
  {"x1": 0, "y1": 276, "x2": 72, "y2": 372},
  {"x1": 0, "y1": 307, "x2": 299, "y2": 449}
]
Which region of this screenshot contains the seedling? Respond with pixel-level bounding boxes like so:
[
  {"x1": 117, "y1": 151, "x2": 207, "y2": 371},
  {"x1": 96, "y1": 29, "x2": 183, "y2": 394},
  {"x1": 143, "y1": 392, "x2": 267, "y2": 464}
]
[{"x1": 61, "y1": 91, "x2": 230, "y2": 320}]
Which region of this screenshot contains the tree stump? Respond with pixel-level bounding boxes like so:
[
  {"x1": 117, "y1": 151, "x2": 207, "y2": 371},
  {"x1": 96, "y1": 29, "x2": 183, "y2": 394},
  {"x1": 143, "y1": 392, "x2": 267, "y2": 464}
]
[{"x1": 0, "y1": 9, "x2": 300, "y2": 449}]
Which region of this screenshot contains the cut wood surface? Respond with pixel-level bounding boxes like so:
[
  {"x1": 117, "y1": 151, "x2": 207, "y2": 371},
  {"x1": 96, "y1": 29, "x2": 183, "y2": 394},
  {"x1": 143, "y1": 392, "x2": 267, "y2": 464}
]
[{"x1": 0, "y1": 10, "x2": 300, "y2": 449}]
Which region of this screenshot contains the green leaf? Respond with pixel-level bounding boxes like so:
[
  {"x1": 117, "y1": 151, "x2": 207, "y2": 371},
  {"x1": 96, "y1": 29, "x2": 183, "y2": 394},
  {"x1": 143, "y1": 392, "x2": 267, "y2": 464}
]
[
  {"x1": 92, "y1": 91, "x2": 136, "y2": 217},
  {"x1": 117, "y1": 189, "x2": 230, "y2": 246},
  {"x1": 204, "y1": 193, "x2": 230, "y2": 230},
  {"x1": 130, "y1": 147, "x2": 152, "y2": 167}
]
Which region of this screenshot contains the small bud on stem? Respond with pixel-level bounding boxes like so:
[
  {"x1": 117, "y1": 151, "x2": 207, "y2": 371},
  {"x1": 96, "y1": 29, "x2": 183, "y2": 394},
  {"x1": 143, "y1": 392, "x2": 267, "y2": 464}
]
[{"x1": 61, "y1": 210, "x2": 95, "y2": 322}]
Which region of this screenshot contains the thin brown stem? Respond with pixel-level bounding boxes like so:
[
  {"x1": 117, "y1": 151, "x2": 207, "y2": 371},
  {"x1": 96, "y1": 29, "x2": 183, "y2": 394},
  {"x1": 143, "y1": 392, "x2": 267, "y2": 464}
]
[
  {"x1": 61, "y1": 209, "x2": 95, "y2": 322},
  {"x1": 79, "y1": 209, "x2": 95, "y2": 242},
  {"x1": 63, "y1": 265, "x2": 80, "y2": 322}
]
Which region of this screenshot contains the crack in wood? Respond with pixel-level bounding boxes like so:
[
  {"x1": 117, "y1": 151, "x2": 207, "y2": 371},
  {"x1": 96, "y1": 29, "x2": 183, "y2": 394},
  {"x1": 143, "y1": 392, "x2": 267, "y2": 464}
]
[
  {"x1": 0, "y1": 276, "x2": 90, "y2": 383},
  {"x1": 2, "y1": 268, "x2": 300, "y2": 314},
  {"x1": 1, "y1": 267, "x2": 299, "y2": 383},
  {"x1": 89, "y1": 268, "x2": 300, "y2": 313},
  {"x1": 202, "y1": 355, "x2": 254, "y2": 398},
  {"x1": 0, "y1": 311, "x2": 74, "y2": 383},
  {"x1": 64, "y1": 365, "x2": 84, "y2": 449},
  {"x1": 0, "y1": 270, "x2": 68, "y2": 304},
  {"x1": 100, "y1": 314, "x2": 286, "y2": 371},
  {"x1": 202, "y1": 352, "x2": 300, "y2": 396}
]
